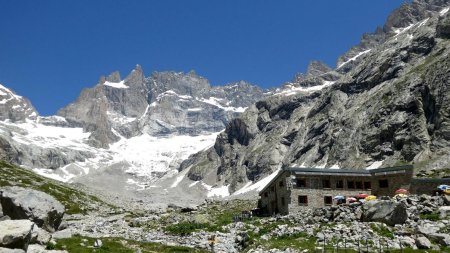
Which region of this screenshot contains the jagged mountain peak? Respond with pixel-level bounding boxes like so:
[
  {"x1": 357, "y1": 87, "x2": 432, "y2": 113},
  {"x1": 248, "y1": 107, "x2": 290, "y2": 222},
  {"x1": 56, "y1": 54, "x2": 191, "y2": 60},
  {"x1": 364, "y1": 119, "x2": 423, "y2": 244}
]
[
  {"x1": 384, "y1": 0, "x2": 448, "y2": 33},
  {"x1": 337, "y1": 0, "x2": 449, "y2": 72},
  {"x1": 106, "y1": 71, "x2": 121, "y2": 83},
  {"x1": 306, "y1": 61, "x2": 332, "y2": 77},
  {"x1": 124, "y1": 64, "x2": 145, "y2": 86},
  {"x1": 55, "y1": 65, "x2": 268, "y2": 147},
  {"x1": 0, "y1": 83, "x2": 38, "y2": 122},
  {"x1": 148, "y1": 70, "x2": 212, "y2": 101}
]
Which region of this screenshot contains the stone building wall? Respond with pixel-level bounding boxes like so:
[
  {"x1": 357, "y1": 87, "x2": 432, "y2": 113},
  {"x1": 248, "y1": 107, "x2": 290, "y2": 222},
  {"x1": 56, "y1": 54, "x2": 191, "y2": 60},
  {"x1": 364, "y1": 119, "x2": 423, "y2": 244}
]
[
  {"x1": 410, "y1": 178, "x2": 450, "y2": 195},
  {"x1": 259, "y1": 167, "x2": 415, "y2": 215},
  {"x1": 370, "y1": 170, "x2": 413, "y2": 196},
  {"x1": 288, "y1": 175, "x2": 372, "y2": 212},
  {"x1": 259, "y1": 171, "x2": 291, "y2": 215}
]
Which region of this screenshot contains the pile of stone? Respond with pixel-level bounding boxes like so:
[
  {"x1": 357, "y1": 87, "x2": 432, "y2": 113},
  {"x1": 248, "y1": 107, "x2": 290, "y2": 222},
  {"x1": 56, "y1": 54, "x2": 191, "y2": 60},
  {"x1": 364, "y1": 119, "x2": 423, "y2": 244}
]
[
  {"x1": 0, "y1": 187, "x2": 67, "y2": 252},
  {"x1": 274, "y1": 194, "x2": 450, "y2": 252},
  {"x1": 289, "y1": 194, "x2": 448, "y2": 224}
]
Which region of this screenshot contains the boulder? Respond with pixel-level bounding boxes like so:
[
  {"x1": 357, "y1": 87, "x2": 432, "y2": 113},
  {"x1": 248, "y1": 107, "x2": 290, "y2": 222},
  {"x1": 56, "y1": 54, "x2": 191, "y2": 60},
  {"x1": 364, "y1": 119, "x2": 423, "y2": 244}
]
[
  {"x1": 30, "y1": 228, "x2": 51, "y2": 245},
  {"x1": 0, "y1": 216, "x2": 10, "y2": 222},
  {"x1": 443, "y1": 195, "x2": 450, "y2": 205},
  {"x1": 438, "y1": 206, "x2": 450, "y2": 219},
  {"x1": 427, "y1": 233, "x2": 450, "y2": 247},
  {"x1": 0, "y1": 187, "x2": 65, "y2": 232},
  {"x1": 51, "y1": 230, "x2": 72, "y2": 240},
  {"x1": 416, "y1": 223, "x2": 440, "y2": 235},
  {"x1": 399, "y1": 236, "x2": 416, "y2": 248},
  {"x1": 0, "y1": 220, "x2": 34, "y2": 250},
  {"x1": 0, "y1": 248, "x2": 25, "y2": 253},
  {"x1": 362, "y1": 200, "x2": 407, "y2": 226},
  {"x1": 415, "y1": 236, "x2": 432, "y2": 249},
  {"x1": 27, "y1": 244, "x2": 68, "y2": 253}
]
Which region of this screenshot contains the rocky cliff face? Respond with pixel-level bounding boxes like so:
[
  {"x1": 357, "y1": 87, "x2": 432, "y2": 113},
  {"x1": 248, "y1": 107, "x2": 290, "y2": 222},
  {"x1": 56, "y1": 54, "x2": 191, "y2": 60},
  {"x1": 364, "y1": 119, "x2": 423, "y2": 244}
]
[
  {"x1": 180, "y1": 2, "x2": 450, "y2": 192},
  {"x1": 57, "y1": 66, "x2": 266, "y2": 148},
  {"x1": 337, "y1": 0, "x2": 449, "y2": 73},
  {"x1": 0, "y1": 84, "x2": 37, "y2": 122}
]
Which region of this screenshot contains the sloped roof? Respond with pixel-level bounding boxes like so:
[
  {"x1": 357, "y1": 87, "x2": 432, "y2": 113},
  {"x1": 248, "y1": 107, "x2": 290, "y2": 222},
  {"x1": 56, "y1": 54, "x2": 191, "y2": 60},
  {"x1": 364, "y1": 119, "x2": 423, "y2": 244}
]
[{"x1": 287, "y1": 165, "x2": 413, "y2": 176}]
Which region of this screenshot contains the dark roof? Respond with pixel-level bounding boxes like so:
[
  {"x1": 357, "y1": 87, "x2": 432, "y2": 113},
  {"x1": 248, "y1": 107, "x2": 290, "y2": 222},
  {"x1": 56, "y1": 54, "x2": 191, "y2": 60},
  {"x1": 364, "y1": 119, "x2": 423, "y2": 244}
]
[
  {"x1": 411, "y1": 178, "x2": 450, "y2": 183},
  {"x1": 286, "y1": 165, "x2": 413, "y2": 176},
  {"x1": 287, "y1": 167, "x2": 369, "y2": 176}
]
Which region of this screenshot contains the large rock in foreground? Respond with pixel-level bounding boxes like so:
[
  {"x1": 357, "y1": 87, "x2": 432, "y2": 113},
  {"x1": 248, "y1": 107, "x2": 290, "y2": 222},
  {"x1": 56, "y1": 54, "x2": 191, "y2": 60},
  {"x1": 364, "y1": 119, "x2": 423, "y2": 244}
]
[
  {"x1": 0, "y1": 219, "x2": 34, "y2": 250},
  {"x1": 362, "y1": 200, "x2": 407, "y2": 226},
  {"x1": 0, "y1": 187, "x2": 64, "y2": 232},
  {"x1": 0, "y1": 248, "x2": 25, "y2": 253}
]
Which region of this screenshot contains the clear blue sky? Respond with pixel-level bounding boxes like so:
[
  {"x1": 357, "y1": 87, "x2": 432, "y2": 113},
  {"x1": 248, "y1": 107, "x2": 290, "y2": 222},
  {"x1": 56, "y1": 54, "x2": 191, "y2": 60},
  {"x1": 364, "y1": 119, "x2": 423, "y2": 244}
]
[{"x1": 0, "y1": 0, "x2": 405, "y2": 115}]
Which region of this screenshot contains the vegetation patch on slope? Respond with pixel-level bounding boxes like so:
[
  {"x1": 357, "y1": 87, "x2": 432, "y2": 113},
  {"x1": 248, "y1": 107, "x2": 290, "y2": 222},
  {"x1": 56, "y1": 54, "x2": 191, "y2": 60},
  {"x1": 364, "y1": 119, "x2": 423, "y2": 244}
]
[
  {"x1": 53, "y1": 235, "x2": 208, "y2": 253},
  {"x1": 0, "y1": 160, "x2": 115, "y2": 214}
]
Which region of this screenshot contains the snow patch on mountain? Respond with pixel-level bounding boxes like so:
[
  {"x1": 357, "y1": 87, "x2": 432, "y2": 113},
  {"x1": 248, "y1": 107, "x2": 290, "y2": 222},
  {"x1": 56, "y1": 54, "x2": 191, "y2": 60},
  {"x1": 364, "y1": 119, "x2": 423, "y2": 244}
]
[
  {"x1": 207, "y1": 185, "x2": 230, "y2": 198},
  {"x1": 233, "y1": 169, "x2": 281, "y2": 195},
  {"x1": 274, "y1": 81, "x2": 336, "y2": 96},
  {"x1": 338, "y1": 49, "x2": 371, "y2": 68},
  {"x1": 199, "y1": 182, "x2": 230, "y2": 197},
  {"x1": 393, "y1": 24, "x2": 414, "y2": 36},
  {"x1": 1, "y1": 119, "x2": 91, "y2": 150},
  {"x1": 170, "y1": 167, "x2": 191, "y2": 188},
  {"x1": 103, "y1": 80, "x2": 129, "y2": 89},
  {"x1": 199, "y1": 97, "x2": 247, "y2": 112},
  {"x1": 0, "y1": 84, "x2": 24, "y2": 104},
  {"x1": 109, "y1": 132, "x2": 219, "y2": 179},
  {"x1": 107, "y1": 111, "x2": 136, "y2": 124},
  {"x1": 157, "y1": 90, "x2": 193, "y2": 100},
  {"x1": 366, "y1": 161, "x2": 384, "y2": 170}
]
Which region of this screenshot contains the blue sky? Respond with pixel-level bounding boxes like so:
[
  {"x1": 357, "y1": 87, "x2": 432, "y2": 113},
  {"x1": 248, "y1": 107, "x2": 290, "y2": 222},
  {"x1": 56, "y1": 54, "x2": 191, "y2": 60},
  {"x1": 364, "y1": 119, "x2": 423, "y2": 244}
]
[{"x1": 0, "y1": 0, "x2": 404, "y2": 115}]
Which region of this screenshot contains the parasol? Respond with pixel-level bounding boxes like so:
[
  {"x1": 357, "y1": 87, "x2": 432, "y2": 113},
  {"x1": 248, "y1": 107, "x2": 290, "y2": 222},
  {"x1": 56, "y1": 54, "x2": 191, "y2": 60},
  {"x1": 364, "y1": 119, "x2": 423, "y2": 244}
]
[{"x1": 365, "y1": 195, "x2": 377, "y2": 201}]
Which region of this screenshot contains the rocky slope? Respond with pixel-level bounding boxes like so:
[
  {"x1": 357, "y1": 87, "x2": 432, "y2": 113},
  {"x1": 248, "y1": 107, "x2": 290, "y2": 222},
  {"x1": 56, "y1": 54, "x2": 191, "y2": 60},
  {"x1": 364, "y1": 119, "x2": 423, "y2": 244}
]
[
  {"x1": 1, "y1": 161, "x2": 450, "y2": 253},
  {"x1": 180, "y1": 1, "x2": 450, "y2": 193}
]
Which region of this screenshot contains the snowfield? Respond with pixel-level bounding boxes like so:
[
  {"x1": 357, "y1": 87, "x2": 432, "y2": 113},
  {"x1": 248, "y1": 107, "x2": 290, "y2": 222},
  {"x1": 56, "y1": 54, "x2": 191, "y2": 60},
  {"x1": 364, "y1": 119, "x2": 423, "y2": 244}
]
[{"x1": 0, "y1": 118, "x2": 219, "y2": 184}]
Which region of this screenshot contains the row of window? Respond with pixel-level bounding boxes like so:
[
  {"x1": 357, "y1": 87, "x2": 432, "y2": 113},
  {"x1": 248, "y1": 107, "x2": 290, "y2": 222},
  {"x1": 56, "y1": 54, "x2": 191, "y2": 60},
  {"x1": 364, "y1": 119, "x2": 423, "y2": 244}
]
[
  {"x1": 262, "y1": 178, "x2": 390, "y2": 199},
  {"x1": 298, "y1": 195, "x2": 333, "y2": 206},
  {"x1": 295, "y1": 178, "x2": 389, "y2": 189}
]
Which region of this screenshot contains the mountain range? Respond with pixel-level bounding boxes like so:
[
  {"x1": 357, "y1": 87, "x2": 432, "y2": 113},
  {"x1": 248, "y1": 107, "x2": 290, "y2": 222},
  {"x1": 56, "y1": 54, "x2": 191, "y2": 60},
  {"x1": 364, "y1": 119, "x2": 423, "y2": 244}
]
[{"x1": 0, "y1": 0, "x2": 449, "y2": 202}]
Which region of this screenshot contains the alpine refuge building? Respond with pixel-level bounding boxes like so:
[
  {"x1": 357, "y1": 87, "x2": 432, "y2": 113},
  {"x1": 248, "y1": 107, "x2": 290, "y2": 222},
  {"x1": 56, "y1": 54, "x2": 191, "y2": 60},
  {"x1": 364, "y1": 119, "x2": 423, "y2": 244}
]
[{"x1": 258, "y1": 165, "x2": 414, "y2": 215}]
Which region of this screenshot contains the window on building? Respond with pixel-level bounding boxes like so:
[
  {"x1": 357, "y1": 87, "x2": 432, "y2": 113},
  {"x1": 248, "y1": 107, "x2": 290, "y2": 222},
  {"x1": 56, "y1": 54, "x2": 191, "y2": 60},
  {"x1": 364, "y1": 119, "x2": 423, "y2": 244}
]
[
  {"x1": 324, "y1": 196, "x2": 332, "y2": 205},
  {"x1": 296, "y1": 179, "x2": 307, "y2": 188},
  {"x1": 347, "y1": 181, "x2": 355, "y2": 189},
  {"x1": 279, "y1": 181, "x2": 284, "y2": 187},
  {"x1": 336, "y1": 180, "x2": 344, "y2": 189},
  {"x1": 355, "y1": 181, "x2": 363, "y2": 189},
  {"x1": 379, "y1": 179, "x2": 389, "y2": 188},
  {"x1": 322, "y1": 179, "x2": 331, "y2": 189},
  {"x1": 264, "y1": 192, "x2": 268, "y2": 197},
  {"x1": 270, "y1": 186, "x2": 275, "y2": 192},
  {"x1": 281, "y1": 197, "x2": 285, "y2": 206},
  {"x1": 298, "y1": 195, "x2": 308, "y2": 206},
  {"x1": 364, "y1": 181, "x2": 372, "y2": 190}
]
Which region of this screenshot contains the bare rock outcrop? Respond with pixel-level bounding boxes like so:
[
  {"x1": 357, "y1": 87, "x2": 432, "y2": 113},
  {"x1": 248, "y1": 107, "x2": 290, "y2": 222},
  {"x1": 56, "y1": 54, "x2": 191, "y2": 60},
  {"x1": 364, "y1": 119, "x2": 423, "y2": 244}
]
[
  {"x1": 180, "y1": 1, "x2": 450, "y2": 192},
  {"x1": 0, "y1": 220, "x2": 34, "y2": 250},
  {"x1": 0, "y1": 187, "x2": 64, "y2": 232}
]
